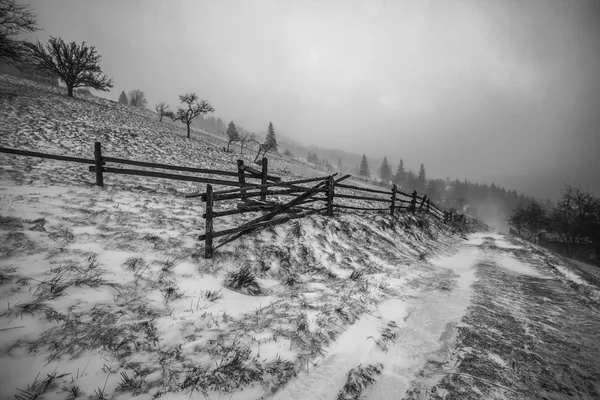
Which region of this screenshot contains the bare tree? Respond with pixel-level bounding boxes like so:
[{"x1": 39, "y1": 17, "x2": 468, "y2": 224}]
[
  {"x1": 167, "y1": 93, "x2": 214, "y2": 139},
  {"x1": 25, "y1": 37, "x2": 113, "y2": 97},
  {"x1": 549, "y1": 186, "x2": 599, "y2": 256},
  {"x1": 0, "y1": 0, "x2": 37, "y2": 65},
  {"x1": 239, "y1": 131, "x2": 251, "y2": 155},
  {"x1": 128, "y1": 89, "x2": 147, "y2": 108},
  {"x1": 155, "y1": 102, "x2": 169, "y2": 122},
  {"x1": 250, "y1": 137, "x2": 272, "y2": 164}
]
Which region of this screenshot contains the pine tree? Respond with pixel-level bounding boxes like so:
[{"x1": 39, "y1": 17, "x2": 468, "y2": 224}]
[
  {"x1": 118, "y1": 91, "x2": 128, "y2": 105},
  {"x1": 417, "y1": 163, "x2": 427, "y2": 192},
  {"x1": 265, "y1": 122, "x2": 278, "y2": 153},
  {"x1": 359, "y1": 154, "x2": 370, "y2": 177},
  {"x1": 337, "y1": 158, "x2": 343, "y2": 172},
  {"x1": 379, "y1": 157, "x2": 392, "y2": 183},
  {"x1": 393, "y1": 159, "x2": 406, "y2": 186},
  {"x1": 226, "y1": 121, "x2": 239, "y2": 152}
]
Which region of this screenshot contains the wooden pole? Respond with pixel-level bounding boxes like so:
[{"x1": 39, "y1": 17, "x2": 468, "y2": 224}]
[
  {"x1": 419, "y1": 195, "x2": 427, "y2": 212},
  {"x1": 390, "y1": 184, "x2": 397, "y2": 216},
  {"x1": 426, "y1": 198, "x2": 430, "y2": 213},
  {"x1": 205, "y1": 184, "x2": 214, "y2": 259},
  {"x1": 237, "y1": 159, "x2": 246, "y2": 199},
  {"x1": 327, "y1": 175, "x2": 335, "y2": 217},
  {"x1": 94, "y1": 142, "x2": 103, "y2": 186},
  {"x1": 411, "y1": 190, "x2": 417, "y2": 213},
  {"x1": 260, "y1": 157, "x2": 268, "y2": 201}
]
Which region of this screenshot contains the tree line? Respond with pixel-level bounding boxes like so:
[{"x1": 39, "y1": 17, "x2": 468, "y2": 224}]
[{"x1": 509, "y1": 186, "x2": 599, "y2": 261}]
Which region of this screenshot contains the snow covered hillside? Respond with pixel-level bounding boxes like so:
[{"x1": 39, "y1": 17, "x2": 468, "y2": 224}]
[{"x1": 1, "y1": 75, "x2": 600, "y2": 400}]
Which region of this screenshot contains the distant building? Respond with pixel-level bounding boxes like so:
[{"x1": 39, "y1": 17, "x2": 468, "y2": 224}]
[{"x1": 0, "y1": 60, "x2": 59, "y2": 87}]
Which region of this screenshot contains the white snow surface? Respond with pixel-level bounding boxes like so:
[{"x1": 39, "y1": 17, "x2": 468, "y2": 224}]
[{"x1": 274, "y1": 244, "x2": 482, "y2": 400}]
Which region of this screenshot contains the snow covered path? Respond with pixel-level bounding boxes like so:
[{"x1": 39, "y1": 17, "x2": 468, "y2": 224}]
[{"x1": 272, "y1": 233, "x2": 489, "y2": 400}]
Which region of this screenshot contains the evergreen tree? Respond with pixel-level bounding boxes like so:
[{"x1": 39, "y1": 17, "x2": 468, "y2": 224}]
[
  {"x1": 359, "y1": 154, "x2": 370, "y2": 177},
  {"x1": 337, "y1": 158, "x2": 343, "y2": 172},
  {"x1": 226, "y1": 121, "x2": 239, "y2": 152},
  {"x1": 379, "y1": 157, "x2": 392, "y2": 183},
  {"x1": 216, "y1": 118, "x2": 225, "y2": 134},
  {"x1": 118, "y1": 91, "x2": 128, "y2": 105},
  {"x1": 393, "y1": 159, "x2": 406, "y2": 186},
  {"x1": 265, "y1": 122, "x2": 278, "y2": 153},
  {"x1": 417, "y1": 163, "x2": 427, "y2": 192}
]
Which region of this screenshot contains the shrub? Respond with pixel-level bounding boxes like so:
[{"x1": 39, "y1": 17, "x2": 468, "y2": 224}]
[{"x1": 225, "y1": 266, "x2": 262, "y2": 296}]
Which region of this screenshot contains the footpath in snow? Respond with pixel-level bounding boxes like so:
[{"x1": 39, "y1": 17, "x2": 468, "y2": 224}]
[{"x1": 272, "y1": 233, "x2": 486, "y2": 400}]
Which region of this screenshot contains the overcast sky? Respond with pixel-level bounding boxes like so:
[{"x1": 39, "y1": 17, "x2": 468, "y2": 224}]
[{"x1": 23, "y1": 0, "x2": 600, "y2": 199}]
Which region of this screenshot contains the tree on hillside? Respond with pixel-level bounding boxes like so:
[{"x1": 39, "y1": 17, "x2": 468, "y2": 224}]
[
  {"x1": 265, "y1": 122, "x2": 278, "y2": 153},
  {"x1": 251, "y1": 137, "x2": 273, "y2": 164},
  {"x1": 216, "y1": 118, "x2": 225, "y2": 134},
  {"x1": 393, "y1": 159, "x2": 406, "y2": 186},
  {"x1": 166, "y1": 92, "x2": 214, "y2": 139},
  {"x1": 155, "y1": 102, "x2": 169, "y2": 121},
  {"x1": 239, "y1": 131, "x2": 254, "y2": 155},
  {"x1": 226, "y1": 121, "x2": 239, "y2": 152},
  {"x1": 129, "y1": 89, "x2": 147, "y2": 108},
  {"x1": 417, "y1": 163, "x2": 427, "y2": 192},
  {"x1": 359, "y1": 155, "x2": 370, "y2": 177},
  {"x1": 0, "y1": 0, "x2": 37, "y2": 64},
  {"x1": 405, "y1": 170, "x2": 417, "y2": 190},
  {"x1": 118, "y1": 91, "x2": 128, "y2": 105},
  {"x1": 337, "y1": 158, "x2": 343, "y2": 172},
  {"x1": 25, "y1": 37, "x2": 113, "y2": 97},
  {"x1": 379, "y1": 157, "x2": 392, "y2": 183}
]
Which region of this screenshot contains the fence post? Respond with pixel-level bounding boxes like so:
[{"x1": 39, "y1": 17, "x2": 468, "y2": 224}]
[
  {"x1": 94, "y1": 142, "x2": 103, "y2": 186},
  {"x1": 205, "y1": 184, "x2": 214, "y2": 259},
  {"x1": 327, "y1": 175, "x2": 335, "y2": 217},
  {"x1": 260, "y1": 157, "x2": 268, "y2": 201},
  {"x1": 419, "y1": 195, "x2": 427, "y2": 212},
  {"x1": 237, "y1": 159, "x2": 246, "y2": 199},
  {"x1": 426, "y1": 198, "x2": 430, "y2": 213},
  {"x1": 390, "y1": 184, "x2": 397, "y2": 216},
  {"x1": 411, "y1": 190, "x2": 417, "y2": 213}
]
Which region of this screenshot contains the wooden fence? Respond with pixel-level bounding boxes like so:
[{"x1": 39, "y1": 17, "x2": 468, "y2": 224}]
[
  {"x1": 191, "y1": 166, "x2": 478, "y2": 258},
  {"x1": 0, "y1": 142, "x2": 278, "y2": 189},
  {"x1": 0, "y1": 143, "x2": 488, "y2": 258}
]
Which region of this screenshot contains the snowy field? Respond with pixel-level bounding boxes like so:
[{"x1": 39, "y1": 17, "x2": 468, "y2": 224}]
[{"x1": 2, "y1": 75, "x2": 600, "y2": 399}]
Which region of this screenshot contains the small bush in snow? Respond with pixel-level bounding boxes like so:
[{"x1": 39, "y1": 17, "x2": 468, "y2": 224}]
[
  {"x1": 337, "y1": 363, "x2": 383, "y2": 400},
  {"x1": 349, "y1": 269, "x2": 364, "y2": 281},
  {"x1": 203, "y1": 289, "x2": 223, "y2": 302},
  {"x1": 225, "y1": 265, "x2": 262, "y2": 296},
  {"x1": 162, "y1": 285, "x2": 185, "y2": 302}
]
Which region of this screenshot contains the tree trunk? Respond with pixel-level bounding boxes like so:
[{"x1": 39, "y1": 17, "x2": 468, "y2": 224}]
[
  {"x1": 186, "y1": 123, "x2": 191, "y2": 139},
  {"x1": 67, "y1": 85, "x2": 74, "y2": 97}
]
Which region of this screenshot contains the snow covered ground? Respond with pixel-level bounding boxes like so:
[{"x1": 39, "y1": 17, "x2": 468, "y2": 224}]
[{"x1": 2, "y1": 75, "x2": 599, "y2": 399}]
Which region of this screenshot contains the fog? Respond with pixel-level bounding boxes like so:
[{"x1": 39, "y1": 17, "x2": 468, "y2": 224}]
[{"x1": 23, "y1": 0, "x2": 600, "y2": 199}]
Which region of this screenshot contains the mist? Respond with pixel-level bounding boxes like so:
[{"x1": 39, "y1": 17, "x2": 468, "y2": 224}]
[{"x1": 22, "y1": 0, "x2": 600, "y2": 200}]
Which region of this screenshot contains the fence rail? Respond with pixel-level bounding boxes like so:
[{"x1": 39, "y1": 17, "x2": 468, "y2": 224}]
[{"x1": 0, "y1": 143, "x2": 489, "y2": 258}]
